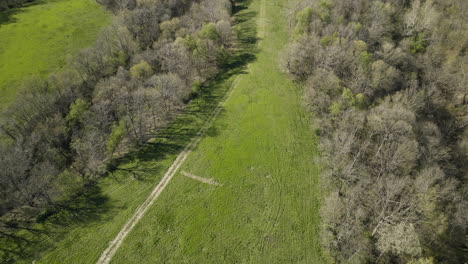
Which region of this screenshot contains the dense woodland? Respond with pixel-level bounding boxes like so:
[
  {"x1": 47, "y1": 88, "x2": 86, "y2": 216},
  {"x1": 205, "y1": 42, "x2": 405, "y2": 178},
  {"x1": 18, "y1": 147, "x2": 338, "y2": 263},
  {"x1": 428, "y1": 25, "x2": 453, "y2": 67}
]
[
  {"x1": 0, "y1": 0, "x2": 236, "y2": 246},
  {"x1": 284, "y1": 0, "x2": 467, "y2": 263}
]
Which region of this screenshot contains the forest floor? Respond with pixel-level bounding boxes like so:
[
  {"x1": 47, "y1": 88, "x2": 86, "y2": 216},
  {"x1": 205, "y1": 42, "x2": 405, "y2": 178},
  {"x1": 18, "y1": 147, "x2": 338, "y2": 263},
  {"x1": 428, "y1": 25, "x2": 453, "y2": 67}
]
[
  {"x1": 1, "y1": 0, "x2": 324, "y2": 263},
  {"x1": 0, "y1": 0, "x2": 109, "y2": 110}
]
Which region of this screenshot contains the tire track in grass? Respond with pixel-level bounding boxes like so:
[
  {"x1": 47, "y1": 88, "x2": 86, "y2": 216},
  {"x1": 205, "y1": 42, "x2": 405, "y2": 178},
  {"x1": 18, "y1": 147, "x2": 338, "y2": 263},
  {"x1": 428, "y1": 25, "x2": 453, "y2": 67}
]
[{"x1": 258, "y1": 0, "x2": 267, "y2": 40}]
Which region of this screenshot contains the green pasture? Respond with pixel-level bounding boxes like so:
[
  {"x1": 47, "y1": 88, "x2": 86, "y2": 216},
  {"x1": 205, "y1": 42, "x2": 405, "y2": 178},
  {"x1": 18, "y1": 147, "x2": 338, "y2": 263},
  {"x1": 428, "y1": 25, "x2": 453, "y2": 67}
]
[{"x1": 0, "y1": 0, "x2": 109, "y2": 110}]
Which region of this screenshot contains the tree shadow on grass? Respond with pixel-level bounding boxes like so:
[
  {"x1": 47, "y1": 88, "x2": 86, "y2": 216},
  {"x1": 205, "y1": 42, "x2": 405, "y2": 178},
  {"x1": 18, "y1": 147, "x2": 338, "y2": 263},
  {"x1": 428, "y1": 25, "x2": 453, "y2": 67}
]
[
  {"x1": 43, "y1": 186, "x2": 113, "y2": 226},
  {"x1": 0, "y1": 0, "x2": 47, "y2": 26},
  {"x1": 0, "y1": 185, "x2": 113, "y2": 263},
  {"x1": 0, "y1": 8, "x2": 21, "y2": 25}
]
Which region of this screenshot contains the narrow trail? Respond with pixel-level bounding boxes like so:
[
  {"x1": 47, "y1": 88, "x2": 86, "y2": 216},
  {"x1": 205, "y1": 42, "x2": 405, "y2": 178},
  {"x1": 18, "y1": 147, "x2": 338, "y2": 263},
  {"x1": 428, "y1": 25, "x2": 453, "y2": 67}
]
[{"x1": 96, "y1": 3, "x2": 267, "y2": 262}]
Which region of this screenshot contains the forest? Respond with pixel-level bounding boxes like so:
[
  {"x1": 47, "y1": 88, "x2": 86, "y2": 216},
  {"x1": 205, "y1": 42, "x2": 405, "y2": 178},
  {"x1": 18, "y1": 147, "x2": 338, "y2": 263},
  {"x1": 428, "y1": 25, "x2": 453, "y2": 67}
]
[
  {"x1": 283, "y1": 0, "x2": 467, "y2": 263},
  {"x1": 0, "y1": 0, "x2": 237, "y2": 255}
]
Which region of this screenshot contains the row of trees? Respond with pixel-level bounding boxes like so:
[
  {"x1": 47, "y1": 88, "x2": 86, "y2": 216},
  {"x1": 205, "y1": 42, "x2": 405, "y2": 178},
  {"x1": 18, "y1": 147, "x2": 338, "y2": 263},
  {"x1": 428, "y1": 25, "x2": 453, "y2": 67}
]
[
  {"x1": 0, "y1": 0, "x2": 237, "y2": 249},
  {"x1": 283, "y1": 0, "x2": 467, "y2": 263}
]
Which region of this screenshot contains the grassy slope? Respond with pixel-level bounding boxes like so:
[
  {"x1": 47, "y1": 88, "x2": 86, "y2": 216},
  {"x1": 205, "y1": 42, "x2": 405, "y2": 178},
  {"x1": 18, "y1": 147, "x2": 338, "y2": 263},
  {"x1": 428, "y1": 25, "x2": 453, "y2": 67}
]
[
  {"x1": 111, "y1": 0, "x2": 324, "y2": 263},
  {"x1": 0, "y1": 0, "x2": 109, "y2": 110}
]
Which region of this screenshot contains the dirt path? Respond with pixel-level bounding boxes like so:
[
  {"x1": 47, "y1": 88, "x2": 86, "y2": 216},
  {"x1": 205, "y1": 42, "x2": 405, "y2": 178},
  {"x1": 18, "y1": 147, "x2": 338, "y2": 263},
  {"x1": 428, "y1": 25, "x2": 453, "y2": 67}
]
[
  {"x1": 96, "y1": 1, "x2": 267, "y2": 263},
  {"x1": 181, "y1": 171, "x2": 223, "y2": 186}
]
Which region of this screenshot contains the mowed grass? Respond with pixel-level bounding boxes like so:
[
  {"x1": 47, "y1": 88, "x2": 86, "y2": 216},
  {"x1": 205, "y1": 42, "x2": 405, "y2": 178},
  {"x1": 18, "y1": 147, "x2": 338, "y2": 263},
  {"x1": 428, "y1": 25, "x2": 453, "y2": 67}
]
[
  {"x1": 111, "y1": 0, "x2": 324, "y2": 263},
  {"x1": 0, "y1": 0, "x2": 110, "y2": 110}
]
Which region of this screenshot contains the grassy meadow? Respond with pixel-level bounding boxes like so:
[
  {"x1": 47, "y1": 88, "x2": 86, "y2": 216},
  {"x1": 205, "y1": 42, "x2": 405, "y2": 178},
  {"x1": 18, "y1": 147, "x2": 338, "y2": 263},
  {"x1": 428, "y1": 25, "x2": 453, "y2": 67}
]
[
  {"x1": 112, "y1": 0, "x2": 324, "y2": 262},
  {"x1": 1, "y1": 0, "x2": 324, "y2": 263},
  {"x1": 0, "y1": 0, "x2": 110, "y2": 110}
]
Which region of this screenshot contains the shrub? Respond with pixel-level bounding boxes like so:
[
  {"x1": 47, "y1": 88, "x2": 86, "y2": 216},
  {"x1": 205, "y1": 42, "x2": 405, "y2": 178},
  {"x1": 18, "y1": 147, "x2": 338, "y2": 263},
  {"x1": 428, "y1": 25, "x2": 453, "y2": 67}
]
[
  {"x1": 294, "y1": 7, "x2": 314, "y2": 37},
  {"x1": 130, "y1": 60, "x2": 153, "y2": 79}
]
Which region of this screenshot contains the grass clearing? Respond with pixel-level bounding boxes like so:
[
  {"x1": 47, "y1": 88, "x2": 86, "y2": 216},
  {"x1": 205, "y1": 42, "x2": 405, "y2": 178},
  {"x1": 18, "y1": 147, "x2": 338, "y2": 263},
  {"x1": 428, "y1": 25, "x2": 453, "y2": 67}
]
[
  {"x1": 0, "y1": 0, "x2": 110, "y2": 110},
  {"x1": 1, "y1": 0, "x2": 324, "y2": 263},
  {"x1": 111, "y1": 0, "x2": 324, "y2": 262}
]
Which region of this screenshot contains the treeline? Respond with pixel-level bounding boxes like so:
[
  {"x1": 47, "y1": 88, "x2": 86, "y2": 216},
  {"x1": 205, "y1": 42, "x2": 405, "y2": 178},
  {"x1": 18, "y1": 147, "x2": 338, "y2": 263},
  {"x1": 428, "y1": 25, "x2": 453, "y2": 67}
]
[
  {"x1": 0, "y1": 0, "x2": 34, "y2": 11},
  {"x1": 0, "y1": 0, "x2": 236, "y2": 242},
  {"x1": 283, "y1": 0, "x2": 467, "y2": 263}
]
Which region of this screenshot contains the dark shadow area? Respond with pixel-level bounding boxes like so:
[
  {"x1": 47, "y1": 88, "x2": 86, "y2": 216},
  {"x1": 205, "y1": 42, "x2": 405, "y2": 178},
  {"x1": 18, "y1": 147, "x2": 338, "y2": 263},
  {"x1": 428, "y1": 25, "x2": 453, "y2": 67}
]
[
  {"x1": 232, "y1": 0, "x2": 250, "y2": 14},
  {"x1": 0, "y1": 185, "x2": 113, "y2": 263},
  {"x1": 0, "y1": 8, "x2": 21, "y2": 25},
  {"x1": 0, "y1": 0, "x2": 45, "y2": 26},
  {"x1": 44, "y1": 185, "x2": 112, "y2": 226}
]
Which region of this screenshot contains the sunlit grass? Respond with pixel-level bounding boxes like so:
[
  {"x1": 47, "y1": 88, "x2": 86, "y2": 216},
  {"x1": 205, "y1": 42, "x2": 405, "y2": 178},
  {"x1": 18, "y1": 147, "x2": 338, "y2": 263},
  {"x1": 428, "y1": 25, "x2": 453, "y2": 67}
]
[
  {"x1": 113, "y1": 0, "x2": 324, "y2": 262},
  {"x1": 0, "y1": 0, "x2": 110, "y2": 110}
]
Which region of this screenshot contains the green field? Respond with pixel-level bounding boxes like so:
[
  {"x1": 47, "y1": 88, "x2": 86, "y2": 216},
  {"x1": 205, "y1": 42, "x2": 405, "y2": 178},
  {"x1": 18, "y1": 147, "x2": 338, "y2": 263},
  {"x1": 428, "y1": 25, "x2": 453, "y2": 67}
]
[
  {"x1": 113, "y1": 0, "x2": 324, "y2": 262},
  {"x1": 2, "y1": 0, "x2": 324, "y2": 263},
  {"x1": 0, "y1": 0, "x2": 110, "y2": 110}
]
